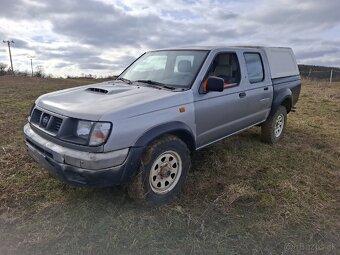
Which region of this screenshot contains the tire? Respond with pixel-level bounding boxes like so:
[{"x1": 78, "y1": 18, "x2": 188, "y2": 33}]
[
  {"x1": 261, "y1": 106, "x2": 287, "y2": 144},
  {"x1": 128, "y1": 135, "x2": 191, "y2": 205}
]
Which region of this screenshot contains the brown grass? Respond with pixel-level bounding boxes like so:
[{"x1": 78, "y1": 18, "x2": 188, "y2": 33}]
[{"x1": 0, "y1": 76, "x2": 339, "y2": 254}]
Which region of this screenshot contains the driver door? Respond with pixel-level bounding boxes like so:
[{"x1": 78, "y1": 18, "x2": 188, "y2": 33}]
[{"x1": 194, "y1": 51, "x2": 251, "y2": 148}]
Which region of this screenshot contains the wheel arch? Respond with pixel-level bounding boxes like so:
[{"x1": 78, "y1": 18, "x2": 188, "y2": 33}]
[
  {"x1": 281, "y1": 97, "x2": 292, "y2": 113},
  {"x1": 134, "y1": 121, "x2": 196, "y2": 151},
  {"x1": 270, "y1": 88, "x2": 292, "y2": 116}
]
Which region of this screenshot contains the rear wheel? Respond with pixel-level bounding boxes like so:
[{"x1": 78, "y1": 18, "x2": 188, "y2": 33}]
[
  {"x1": 261, "y1": 106, "x2": 287, "y2": 144},
  {"x1": 128, "y1": 135, "x2": 191, "y2": 205}
]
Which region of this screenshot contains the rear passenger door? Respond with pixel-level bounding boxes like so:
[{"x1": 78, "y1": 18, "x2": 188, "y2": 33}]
[{"x1": 241, "y1": 51, "x2": 273, "y2": 124}]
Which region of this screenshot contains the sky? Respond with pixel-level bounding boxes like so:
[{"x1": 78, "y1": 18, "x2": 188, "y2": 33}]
[{"x1": 0, "y1": 0, "x2": 340, "y2": 77}]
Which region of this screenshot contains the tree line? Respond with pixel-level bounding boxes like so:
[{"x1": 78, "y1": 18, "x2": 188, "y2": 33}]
[
  {"x1": 0, "y1": 62, "x2": 45, "y2": 77},
  {"x1": 299, "y1": 64, "x2": 340, "y2": 81}
]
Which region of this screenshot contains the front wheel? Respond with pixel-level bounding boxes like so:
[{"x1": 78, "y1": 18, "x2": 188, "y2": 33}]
[
  {"x1": 128, "y1": 135, "x2": 191, "y2": 205},
  {"x1": 261, "y1": 106, "x2": 287, "y2": 144}
]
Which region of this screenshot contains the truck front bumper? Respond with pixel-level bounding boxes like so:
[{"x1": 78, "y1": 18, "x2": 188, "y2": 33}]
[{"x1": 24, "y1": 124, "x2": 143, "y2": 187}]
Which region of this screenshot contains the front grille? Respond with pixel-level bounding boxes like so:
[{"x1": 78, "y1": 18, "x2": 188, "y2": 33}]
[
  {"x1": 50, "y1": 117, "x2": 63, "y2": 132},
  {"x1": 30, "y1": 108, "x2": 63, "y2": 135},
  {"x1": 31, "y1": 109, "x2": 42, "y2": 124}
]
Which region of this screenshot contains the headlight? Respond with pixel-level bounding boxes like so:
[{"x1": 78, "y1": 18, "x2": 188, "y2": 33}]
[
  {"x1": 28, "y1": 103, "x2": 36, "y2": 121},
  {"x1": 77, "y1": 120, "x2": 93, "y2": 140},
  {"x1": 29, "y1": 103, "x2": 36, "y2": 116},
  {"x1": 76, "y1": 120, "x2": 112, "y2": 146},
  {"x1": 89, "y1": 122, "x2": 111, "y2": 146}
]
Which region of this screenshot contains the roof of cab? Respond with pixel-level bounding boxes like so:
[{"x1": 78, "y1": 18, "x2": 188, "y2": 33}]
[{"x1": 152, "y1": 45, "x2": 291, "y2": 51}]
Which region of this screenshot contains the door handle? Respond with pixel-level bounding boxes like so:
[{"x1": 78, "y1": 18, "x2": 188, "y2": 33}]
[
  {"x1": 239, "y1": 92, "x2": 246, "y2": 98},
  {"x1": 264, "y1": 87, "x2": 269, "y2": 91}
]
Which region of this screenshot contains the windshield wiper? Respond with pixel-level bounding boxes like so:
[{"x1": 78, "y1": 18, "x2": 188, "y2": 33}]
[
  {"x1": 134, "y1": 80, "x2": 176, "y2": 90},
  {"x1": 116, "y1": 77, "x2": 132, "y2": 84}
]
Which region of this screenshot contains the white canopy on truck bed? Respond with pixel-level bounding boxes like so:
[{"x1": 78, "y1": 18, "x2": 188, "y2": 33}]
[{"x1": 263, "y1": 47, "x2": 299, "y2": 79}]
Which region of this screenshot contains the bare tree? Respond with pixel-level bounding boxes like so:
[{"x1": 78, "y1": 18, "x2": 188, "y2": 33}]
[
  {"x1": 0, "y1": 63, "x2": 8, "y2": 75},
  {"x1": 14, "y1": 69, "x2": 29, "y2": 77},
  {"x1": 34, "y1": 65, "x2": 45, "y2": 78}
]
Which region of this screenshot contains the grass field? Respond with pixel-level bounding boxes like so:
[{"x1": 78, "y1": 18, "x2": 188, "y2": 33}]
[{"x1": 0, "y1": 76, "x2": 339, "y2": 254}]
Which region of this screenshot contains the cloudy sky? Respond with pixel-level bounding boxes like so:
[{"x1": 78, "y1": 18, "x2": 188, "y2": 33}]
[{"x1": 1, "y1": 0, "x2": 340, "y2": 77}]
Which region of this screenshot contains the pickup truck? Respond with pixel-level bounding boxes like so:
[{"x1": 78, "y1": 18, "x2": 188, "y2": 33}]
[{"x1": 24, "y1": 46, "x2": 301, "y2": 205}]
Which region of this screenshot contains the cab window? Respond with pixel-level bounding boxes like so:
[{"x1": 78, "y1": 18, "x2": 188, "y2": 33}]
[
  {"x1": 202, "y1": 52, "x2": 241, "y2": 92},
  {"x1": 174, "y1": 56, "x2": 194, "y2": 73},
  {"x1": 205, "y1": 53, "x2": 241, "y2": 85},
  {"x1": 120, "y1": 50, "x2": 208, "y2": 88},
  {"x1": 133, "y1": 55, "x2": 167, "y2": 72},
  {"x1": 244, "y1": 53, "x2": 264, "y2": 83}
]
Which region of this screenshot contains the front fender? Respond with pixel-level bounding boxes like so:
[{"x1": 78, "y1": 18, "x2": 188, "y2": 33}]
[{"x1": 134, "y1": 121, "x2": 196, "y2": 150}]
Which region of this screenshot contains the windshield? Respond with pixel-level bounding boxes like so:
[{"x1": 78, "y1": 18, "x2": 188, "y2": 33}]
[{"x1": 118, "y1": 50, "x2": 209, "y2": 89}]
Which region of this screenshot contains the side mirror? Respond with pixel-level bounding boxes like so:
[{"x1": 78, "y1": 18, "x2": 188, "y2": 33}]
[{"x1": 205, "y1": 76, "x2": 224, "y2": 93}]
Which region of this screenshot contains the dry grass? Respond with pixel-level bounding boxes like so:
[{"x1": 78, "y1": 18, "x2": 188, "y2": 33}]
[{"x1": 0, "y1": 76, "x2": 339, "y2": 254}]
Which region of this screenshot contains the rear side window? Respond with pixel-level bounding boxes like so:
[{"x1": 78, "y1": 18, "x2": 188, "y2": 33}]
[{"x1": 244, "y1": 53, "x2": 264, "y2": 83}]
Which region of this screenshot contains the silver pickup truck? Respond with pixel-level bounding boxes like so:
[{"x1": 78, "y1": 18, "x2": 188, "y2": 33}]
[{"x1": 24, "y1": 46, "x2": 301, "y2": 205}]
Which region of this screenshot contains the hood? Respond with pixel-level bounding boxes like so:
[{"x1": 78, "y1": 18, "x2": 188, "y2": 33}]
[{"x1": 36, "y1": 81, "x2": 192, "y2": 121}]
